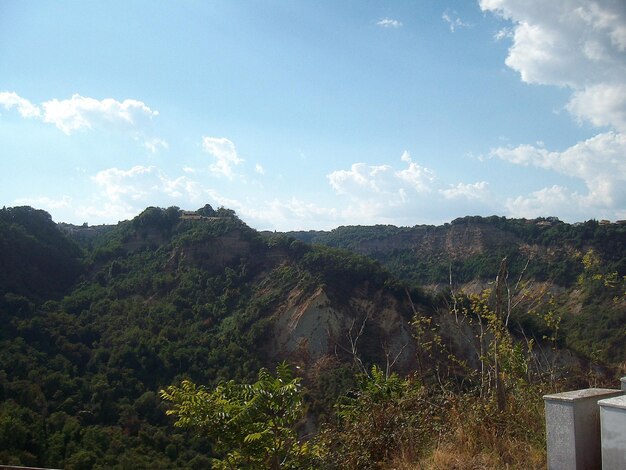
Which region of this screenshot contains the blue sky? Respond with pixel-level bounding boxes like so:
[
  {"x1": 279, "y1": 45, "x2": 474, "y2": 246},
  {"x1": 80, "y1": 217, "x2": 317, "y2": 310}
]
[{"x1": 1, "y1": 0, "x2": 625, "y2": 230}]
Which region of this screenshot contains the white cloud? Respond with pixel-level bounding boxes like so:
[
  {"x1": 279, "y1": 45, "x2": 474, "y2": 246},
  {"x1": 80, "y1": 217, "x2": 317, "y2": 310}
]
[
  {"x1": 76, "y1": 166, "x2": 215, "y2": 223},
  {"x1": 160, "y1": 175, "x2": 204, "y2": 202},
  {"x1": 491, "y1": 132, "x2": 626, "y2": 213},
  {"x1": 480, "y1": 0, "x2": 626, "y2": 132},
  {"x1": 91, "y1": 165, "x2": 208, "y2": 205},
  {"x1": 328, "y1": 163, "x2": 392, "y2": 195},
  {"x1": 75, "y1": 202, "x2": 139, "y2": 223},
  {"x1": 505, "y1": 185, "x2": 586, "y2": 220},
  {"x1": 14, "y1": 195, "x2": 72, "y2": 210},
  {"x1": 377, "y1": 18, "x2": 403, "y2": 28},
  {"x1": 494, "y1": 27, "x2": 513, "y2": 41},
  {"x1": 202, "y1": 189, "x2": 339, "y2": 231},
  {"x1": 442, "y1": 9, "x2": 472, "y2": 32},
  {"x1": 328, "y1": 151, "x2": 434, "y2": 200},
  {"x1": 255, "y1": 163, "x2": 265, "y2": 175},
  {"x1": 0, "y1": 91, "x2": 41, "y2": 118},
  {"x1": 566, "y1": 84, "x2": 626, "y2": 133},
  {"x1": 324, "y1": 157, "x2": 491, "y2": 223},
  {"x1": 396, "y1": 152, "x2": 436, "y2": 192},
  {"x1": 91, "y1": 166, "x2": 155, "y2": 203},
  {"x1": 440, "y1": 181, "x2": 489, "y2": 200},
  {"x1": 42, "y1": 94, "x2": 159, "y2": 134},
  {"x1": 1, "y1": 91, "x2": 164, "y2": 150},
  {"x1": 60, "y1": 156, "x2": 495, "y2": 229},
  {"x1": 202, "y1": 136, "x2": 243, "y2": 178},
  {"x1": 143, "y1": 138, "x2": 169, "y2": 154},
  {"x1": 480, "y1": 0, "x2": 626, "y2": 222}
]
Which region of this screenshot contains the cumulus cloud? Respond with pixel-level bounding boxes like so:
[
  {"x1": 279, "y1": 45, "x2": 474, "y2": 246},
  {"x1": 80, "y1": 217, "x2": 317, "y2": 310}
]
[
  {"x1": 505, "y1": 185, "x2": 586, "y2": 220},
  {"x1": 91, "y1": 166, "x2": 156, "y2": 203},
  {"x1": 91, "y1": 165, "x2": 209, "y2": 205},
  {"x1": 205, "y1": 190, "x2": 339, "y2": 231},
  {"x1": 202, "y1": 136, "x2": 243, "y2": 178},
  {"x1": 480, "y1": 0, "x2": 626, "y2": 132},
  {"x1": 396, "y1": 151, "x2": 436, "y2": 192},
  {"x1": 479, "y1": 0, "x2": 626, "y2": 221},
  {"x1": 566, "y1": 84, "x2": 626, "y2": 132},
  {"x1": 328, "y1": 151, "x2": 434, "y2": 200},
  {"x1": 0, "y1": 91, "x2": 163, "y2": 150},
  {"x1": 0, "y1": 91, "x2": 41, "y2": 118},
  {"x1": 78, "y1": 166, "x2": 157, "y2": 221},
  {"x1": 377, "y1": 18, "x2": 403, "y2": 28},
  {"x1": 76, "y1": 166, "x2": 213, "y2": 223},
  {"x1": 255, "y1": 163, "x2": 265, "y2": 175},
  {"x1": 328, "y1": 163, "x2": 393, "y2": 196},
  {"x1": 327, "y1": 151, "x2": 498, "y2": 223},
  {"x1": 491, "y1": 132, "x2": 626, "y2": 216},
  {"x1": 41, "y1": 94, "x2": 159, "y2": 134}
]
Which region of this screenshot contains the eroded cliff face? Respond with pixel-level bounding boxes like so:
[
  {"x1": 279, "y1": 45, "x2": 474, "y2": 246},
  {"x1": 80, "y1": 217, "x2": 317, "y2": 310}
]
[
  {"x1": 348, "y1": 223, "x2": 520, "y2": 260},
  {"x1": 270, "y1": 282, "x2": 417, "y2": 373},
  {"x1": 166, "y1": 229, "x2": 258, "y2": 273}
]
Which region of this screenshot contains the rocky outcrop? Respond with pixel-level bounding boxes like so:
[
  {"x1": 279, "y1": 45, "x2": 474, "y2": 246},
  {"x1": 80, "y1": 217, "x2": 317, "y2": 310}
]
[
  {"x1": 343, "y1": 222, "x2": 520, "y2": 261},
  {"x1": 270, "y1": 283, "x2": 417, "y2": 373}
]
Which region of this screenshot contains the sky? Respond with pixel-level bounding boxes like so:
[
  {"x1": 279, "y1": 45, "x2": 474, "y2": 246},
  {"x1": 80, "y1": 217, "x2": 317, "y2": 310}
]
[{"x1": 1, "y1": 0, "x2": 625, "y2": 231}]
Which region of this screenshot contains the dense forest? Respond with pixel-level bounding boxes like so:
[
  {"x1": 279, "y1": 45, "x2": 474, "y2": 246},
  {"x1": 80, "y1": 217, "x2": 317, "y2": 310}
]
[
  {"x1": 0, "y1": 205, "x2": 624, "y2": 468},
  {"x1": 286, "y1": 216, "x2": 626, "y2": 287}
]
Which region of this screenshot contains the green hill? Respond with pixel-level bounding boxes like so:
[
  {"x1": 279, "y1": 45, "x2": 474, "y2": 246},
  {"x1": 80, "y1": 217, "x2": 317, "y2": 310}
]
[{"x1": 0, "y1": 207, "x2": 623, "y2": 468}]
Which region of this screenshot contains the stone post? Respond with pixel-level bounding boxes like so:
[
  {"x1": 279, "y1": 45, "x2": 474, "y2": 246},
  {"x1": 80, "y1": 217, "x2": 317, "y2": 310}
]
[
  {"x1": 544, "y1": 388, "x2": 623, "y2": 470},
  {"x1": 599, "y1": 395, "x2": 626, "y2": 470},
  {"x1": 621, "y1": 377, "x2": 626, "y2": 392}
]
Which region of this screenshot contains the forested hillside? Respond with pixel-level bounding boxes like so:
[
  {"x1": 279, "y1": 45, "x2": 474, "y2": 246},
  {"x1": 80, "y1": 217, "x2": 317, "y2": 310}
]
[
  {"x1": 285, "y1": 216, "x2": 626, "y2": 365},
  {"x1": 0, "y1": 206, "x2": 624, "y2": 468},
  {"x1": 286, "y1": 216, "x2": 626, "y2": 287},
  {"x1": 0, "y1": 205, "x2": 424, "y2": 467}
]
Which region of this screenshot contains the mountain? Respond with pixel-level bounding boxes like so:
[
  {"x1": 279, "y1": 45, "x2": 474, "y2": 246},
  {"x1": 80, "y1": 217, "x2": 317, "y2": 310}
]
[
  {"x1": 0, "y1": 206, "x2": 427, "y2": 467},
  {"x1": 283, "y1": 216, "x2": 626, "y2": 366},
  {"x1": 0, "y1": 206, "x2": 623, "y2": 467},
  {"x1": 0, "y1": 206, "x2": 84, "y2": 301},
  {"x1": 284, "y1": 215, "x2": 626, "y2": 288}
]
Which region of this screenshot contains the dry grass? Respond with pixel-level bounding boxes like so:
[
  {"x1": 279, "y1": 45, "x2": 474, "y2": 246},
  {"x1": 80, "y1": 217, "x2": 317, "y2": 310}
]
[{"x1": 384, "y1": 388, "x2": 547, "y2": 470}]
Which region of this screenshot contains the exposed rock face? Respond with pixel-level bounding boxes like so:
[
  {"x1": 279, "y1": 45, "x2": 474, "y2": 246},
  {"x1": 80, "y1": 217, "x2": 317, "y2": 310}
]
[
  {"x1": 345, "y1": 223, "x2": 520, "y2": 261},
  {"x1": 271, "y1": 284, "x2": 417, "y2": 373},
  {"x1": 167, "y1": 229, "x2": 256, "y2": 273}
]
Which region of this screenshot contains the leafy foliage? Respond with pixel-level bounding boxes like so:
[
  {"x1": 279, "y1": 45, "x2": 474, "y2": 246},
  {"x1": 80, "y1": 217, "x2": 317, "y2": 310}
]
[
  {"x1": 313, "y1": 365, "x2": 442, "y2": 469},
  {"x1": 161, "y1": 363, "x2": 309, "y2": 469},
  {"x1": 0, "y1": 206, "x2": 83, "y2": 300},
  {"x1": 287, "y1": 216, "x2": 626, "y2": 287},
  {"x1": 1, "y1": 205, "x2": 623, "y2": 468}
]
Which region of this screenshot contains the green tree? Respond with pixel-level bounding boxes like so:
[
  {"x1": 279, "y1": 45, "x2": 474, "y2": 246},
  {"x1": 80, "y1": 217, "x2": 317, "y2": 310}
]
[
  {"x1": 312, "y1": 365, "x2": 441, "y2": 470},
  {"x1": 160, "y1": 362, "x2": 309, "y2": 469}
]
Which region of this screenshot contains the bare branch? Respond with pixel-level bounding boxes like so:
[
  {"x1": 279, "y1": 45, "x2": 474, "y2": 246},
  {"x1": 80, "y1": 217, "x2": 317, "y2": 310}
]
[{"x1": 384, "y1": 340, "x2": 409, "y2": 379}]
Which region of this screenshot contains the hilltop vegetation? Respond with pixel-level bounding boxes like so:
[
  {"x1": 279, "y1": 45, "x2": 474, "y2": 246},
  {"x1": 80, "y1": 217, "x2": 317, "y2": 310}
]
[
  {"x1": 0, "y1": 206, "x2": 84, "y2": 301},
  {"x1": 286, "y1": 216, "x2": 626, "y2": 287},
  {"x1": 0, "y1": 205, "x2": 421, "y2": 467},
  {"x1": 0, "y1": 206, "x2": 623, "y2": 468},
  {"x1": 285, "y1": 216, "x2": 626, "y2": 364}
]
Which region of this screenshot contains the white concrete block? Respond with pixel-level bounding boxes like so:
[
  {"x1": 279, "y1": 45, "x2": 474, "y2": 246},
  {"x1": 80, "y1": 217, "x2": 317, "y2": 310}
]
[
  {"x1": 544, "y1": 388, "x2": 623, "y2": 470},
  {"x1": 599, "y1": 395, "x2": 626, "y2": 470}
]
